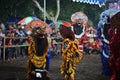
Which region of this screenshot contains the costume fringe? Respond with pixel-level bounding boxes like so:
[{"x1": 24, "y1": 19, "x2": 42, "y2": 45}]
[
  {"x1": 60, "y1": 38, "x2": 83, "y2": 80},
  {"x1": 26, "y1": 37, "x2": 48, "y2": 80}
]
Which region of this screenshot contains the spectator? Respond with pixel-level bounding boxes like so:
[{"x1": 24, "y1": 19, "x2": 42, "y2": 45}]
[
  {"x1": 0, "y1": 28, "x2": 5, "y2": 59},
  {"x1": 51, "y1": 39, "x2": 57, "y2": 57},
  {"x1": 0, "y1": 23, "x2": 6, "y2": 34},
  {"x1": 6, "y1": 31, "x2": 15, "y2": 62},
  {"x1": 16, "y1": 28, "x2": 26, "y2": 58},
  {"x1": 55, "y1": 31, "x2": 62, "y2": 55}
]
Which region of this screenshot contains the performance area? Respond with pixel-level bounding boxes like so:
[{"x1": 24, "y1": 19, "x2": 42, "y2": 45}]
[{"x1": 0, "y1": 54, "x2": 110, "y2": 80}]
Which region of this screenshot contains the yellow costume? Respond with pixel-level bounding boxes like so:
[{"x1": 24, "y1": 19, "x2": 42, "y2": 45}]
[
  {"x1": 26, "y1": 37, "x2": 48, "y2": 80},
  {"x1": 61, "y1": 38, "x2": 82, "y2": 80}
]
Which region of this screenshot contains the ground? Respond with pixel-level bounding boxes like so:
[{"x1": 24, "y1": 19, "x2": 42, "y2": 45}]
[{"x1": 0, "y1": 54, "x2": 111, "y2": 80}]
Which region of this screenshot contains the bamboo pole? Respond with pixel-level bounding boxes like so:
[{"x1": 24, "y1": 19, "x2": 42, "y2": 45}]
[
  {"x1": 1, "y1": 37, "x2": 29, "y2": 62},
  {"x1": 3, "y1": 37, "x2": 6, "y2": 62}
]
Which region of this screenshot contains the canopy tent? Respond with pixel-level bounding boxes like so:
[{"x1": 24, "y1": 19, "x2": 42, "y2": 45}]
[
  {"x1": 72, "y1": 0, "x2": 105, "y2": 7},
  {"x1": 18, "y1": 16, "x2": 40, "y2": 25},
  {"x1": 5, "y1": 16, "x2": 20, "y2": 24}
]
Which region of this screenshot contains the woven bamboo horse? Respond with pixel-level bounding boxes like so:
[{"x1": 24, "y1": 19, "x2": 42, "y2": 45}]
[{"x1": 26, "y1": 26, "x2": 50, "y2": 80}]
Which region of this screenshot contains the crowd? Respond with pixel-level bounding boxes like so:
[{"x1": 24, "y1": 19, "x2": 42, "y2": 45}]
[
  {"x1": 0, "y1": 23, "x2": 29, "y2": 62},
  {"x1": 0, "y1": 19, "x2": 103, "y2": 63},
  {"x1": 0, "y1": 23, "x2": 63, "y2": 62},
  {"x1": 48, "y1": 31, "x2": 62, "y2": 58},
  {"x1": 83, "y1": 26, "x2": 102, "y2": 55},
  {"x1": 0, "y1": 23, "x2": 102, "y2": 62}
]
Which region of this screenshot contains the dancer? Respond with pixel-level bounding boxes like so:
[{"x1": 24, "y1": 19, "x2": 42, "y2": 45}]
[
  {"x1": 71, "y1": 12, "x2": 88, "y2": 53},
  {"x1": 97, "y1": 15, "x2": 112, "y2": 75},
  {"x1": 59, "y1": 24, "x2": 83, "y2": 80},
  {"x1": 109, "y1": 11, "x2": 120, "y2": 80},
  {"x1": 26, "y1": 25, "x2": 50, "y2": 80},
  {"x1": 97, "y1": 9, "x2": 119, "y2": 75}
]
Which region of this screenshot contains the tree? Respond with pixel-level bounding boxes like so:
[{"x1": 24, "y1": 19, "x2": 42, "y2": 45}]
[
  {"x1": 0, "y1": 0, "x2": 104, "y2": 27},
  {"x1": 0, "y1": 0, "x2": 34, "y2": 23},
  {"x1": 32, "y1": 0, "x2": 60, "y2": 30}
]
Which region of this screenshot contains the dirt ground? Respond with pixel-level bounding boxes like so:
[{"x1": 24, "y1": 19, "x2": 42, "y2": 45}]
[{"x1": 0, "y1": 54, "x2": 111, "y2": 80}]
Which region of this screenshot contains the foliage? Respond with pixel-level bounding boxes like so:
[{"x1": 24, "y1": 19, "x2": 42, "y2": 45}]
[{"x1": 0, "y1": 0, "x2": 105, "y2": 26}]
